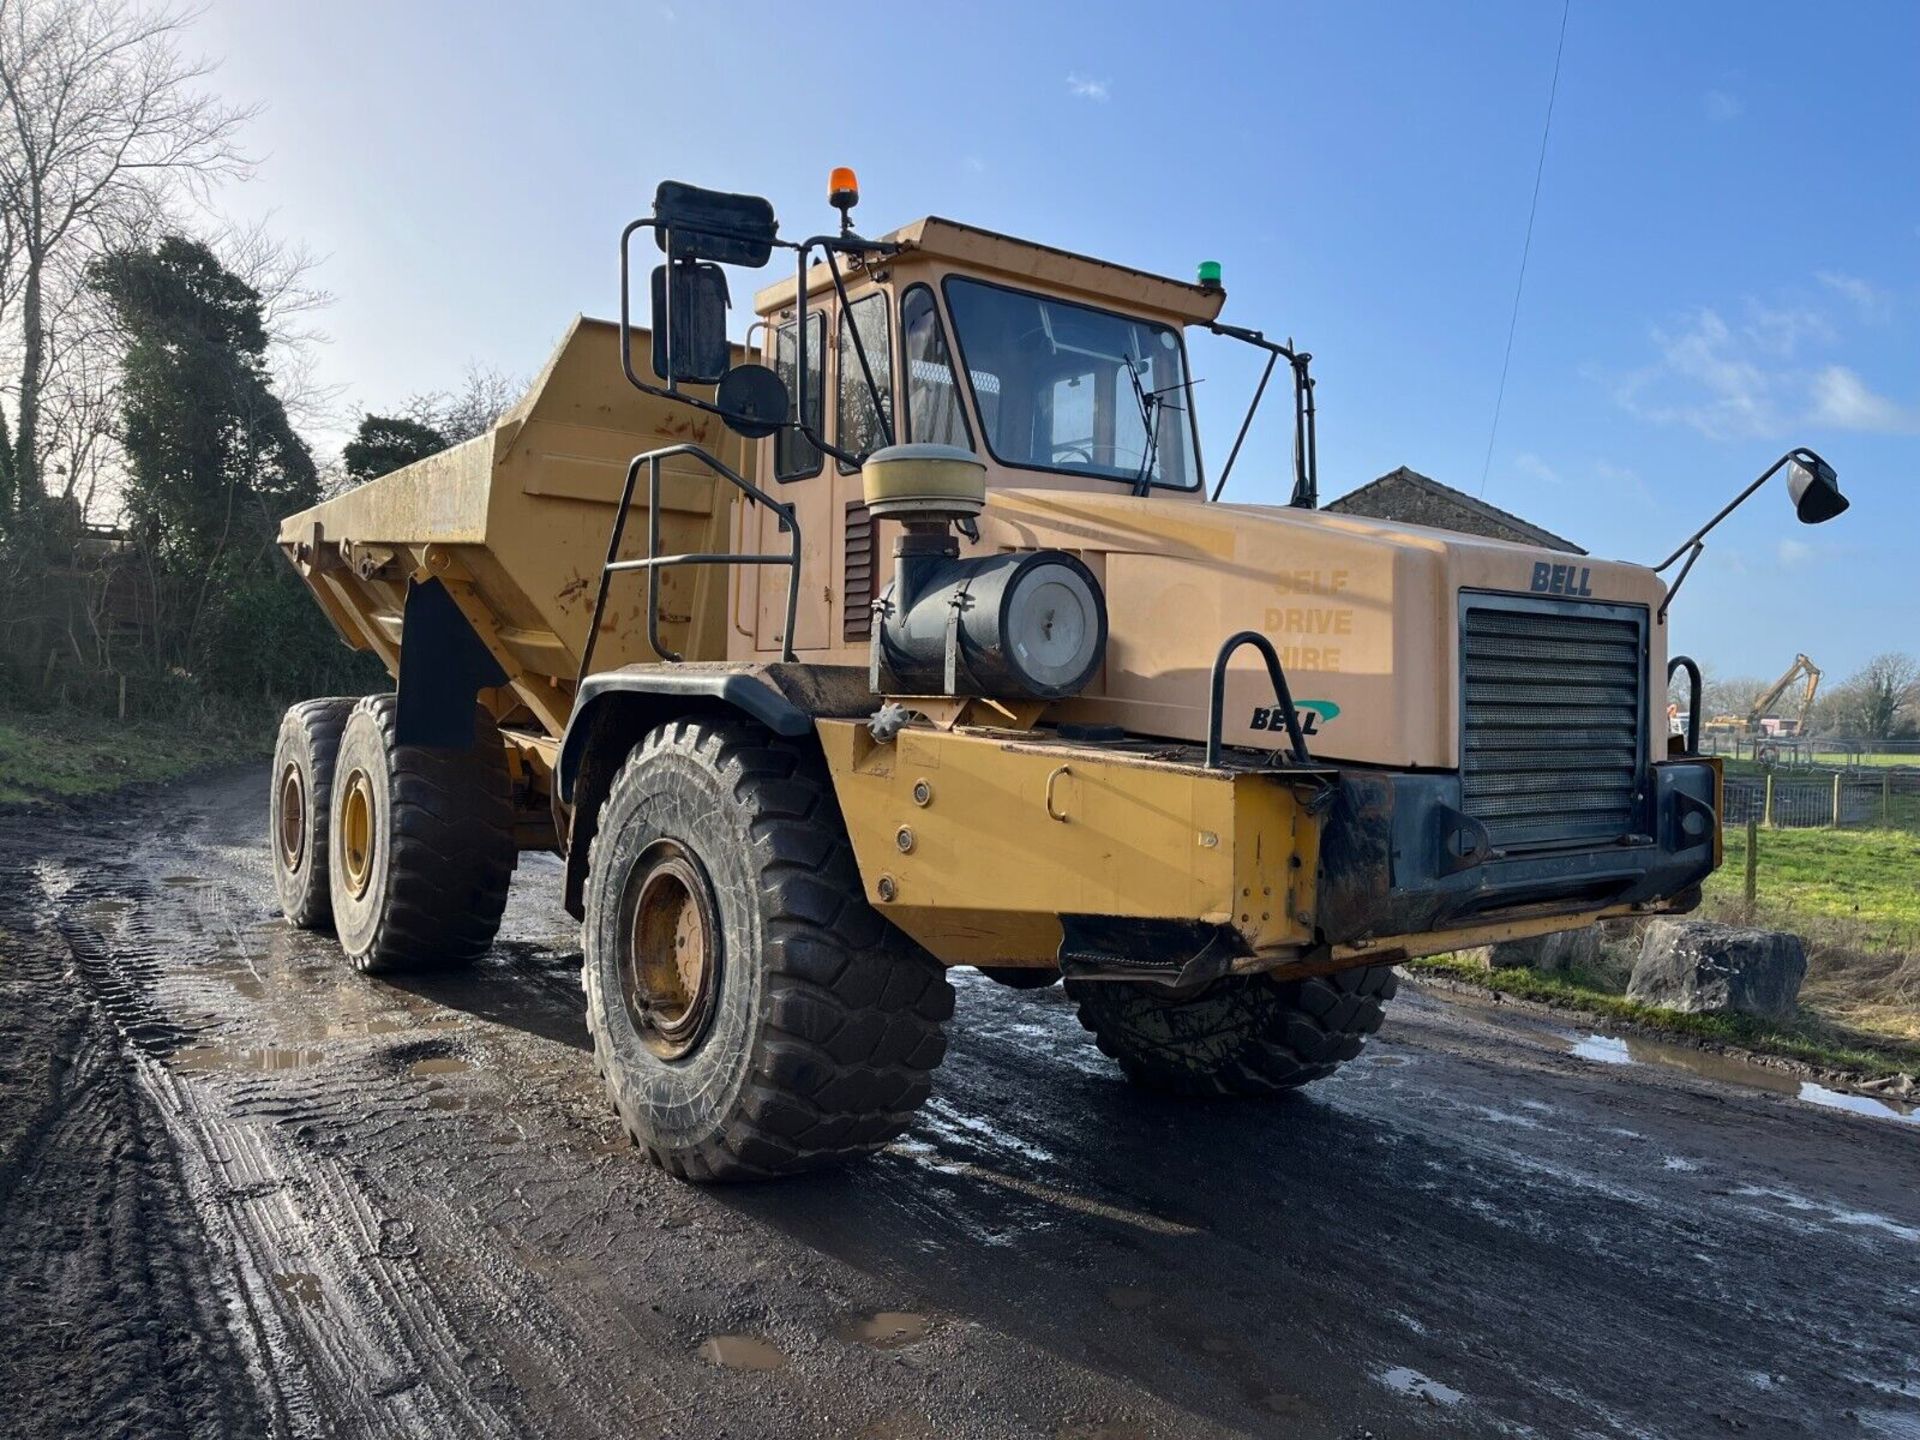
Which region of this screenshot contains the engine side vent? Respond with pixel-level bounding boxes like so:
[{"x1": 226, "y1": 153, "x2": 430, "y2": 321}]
[
  {"x1": 1460, "y1": 597, "x2": 1647, "y2": 851},
  {"x1": 843, "y1": 500, "x2": 875, "y2": 643}
]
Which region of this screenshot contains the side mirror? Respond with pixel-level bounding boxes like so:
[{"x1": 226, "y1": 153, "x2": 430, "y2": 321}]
[
  {"x1": 650, "y1": 261, "x2": 731, "y2": 385},
  {"x1": 652, "y1": 181, "x2": 776, "y2": 268},
  {"x1": 714, "y1": 363, "x2": 788, "y2": 439},
  {"x1": 1787, "y1": 452, "x2": 1848, "y2": 524}
]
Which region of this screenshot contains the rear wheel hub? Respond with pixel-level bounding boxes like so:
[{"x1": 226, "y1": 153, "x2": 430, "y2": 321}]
[{"x1": 277, "y1": 762, "x2": 307, "y2": 872}]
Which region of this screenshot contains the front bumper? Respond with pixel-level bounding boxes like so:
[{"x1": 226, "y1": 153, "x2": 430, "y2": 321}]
[{"x1": 1313, "y1": 757, "x2": 1720, "y2": 949}]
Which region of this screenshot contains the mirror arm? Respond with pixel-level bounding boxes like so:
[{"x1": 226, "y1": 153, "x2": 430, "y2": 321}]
[
  {"x1": 1657, "y1": 539, "x2": 1703, "y2": 623},
  {"x1": 1206, "y1": 321, "x2": 1317, "y2": 508},
  {"x1": 1652, "y1": 448, "x2": 1816, "y2": 571},
  {"x1": 821, "y1": 244, "x2": 894, "y2": 450},
  {"x1": 791, "y1": 234, "x2": 901, "y2": 468}
]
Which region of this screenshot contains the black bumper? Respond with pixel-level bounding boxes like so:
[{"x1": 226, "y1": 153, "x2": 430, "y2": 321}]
[{"x1": 1315, "y1": 758, "x2": 1718, "y2": 945}]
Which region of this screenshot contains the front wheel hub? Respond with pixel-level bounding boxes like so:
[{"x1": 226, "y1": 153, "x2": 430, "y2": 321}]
[{"x1": 621, "y1": 840, "x2": 720, "y2": 1060}]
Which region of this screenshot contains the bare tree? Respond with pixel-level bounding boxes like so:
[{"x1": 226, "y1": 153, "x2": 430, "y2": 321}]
[
  {"x1": 210, "y1": 211, "x2": 336, "y2": 429},
  {"x1": 0, "y1": 0, "x2": 253, "y2": 516},
  {"x1": 1700, "y1": 673, "x2": 1765, "y2": 721},
  {"x1": 1832, "y1": 653, "x2": 1920, "y2": 742},
  {"x1": 405, "y1": 362, "x2": 521, "y2": 445}
]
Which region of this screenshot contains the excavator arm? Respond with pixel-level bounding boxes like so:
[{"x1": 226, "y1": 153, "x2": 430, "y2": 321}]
[{"x1": 1747, "y1": 653, "x2": 1822, "y2": 733}]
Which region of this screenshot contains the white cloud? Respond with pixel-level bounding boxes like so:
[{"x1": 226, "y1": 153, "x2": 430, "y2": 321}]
[
  {"x1": 1809, "y1": 364, "x2": 1916, "y2": 432},
  {"x1": 1617, "y1": 291, "x2": 1915, "y2": 439},
  {"x1": 1619, "y1": 308, "x2": 1783, "y2": 438},
  {"x1": 1512, "y1": 452, "x2": 1561, "y2": 486},
  {"x1": 1704, "y1": 90, "x2": 1743, "y2": 123},
  {"x1": 1817, "y1": 270, "x2": 1893, "y2": 323},
  {"x1": 1777, "y1": 538, "x2": 1812, "y2": 566},
  {"x1": 1065, "y1": 73, "x2": 1110, "y2": 102}
]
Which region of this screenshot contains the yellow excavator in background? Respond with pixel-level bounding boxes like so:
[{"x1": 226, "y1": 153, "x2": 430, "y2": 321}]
[{"x1": 1703, "y1": 653, "x2": 1822, "y2": 761}]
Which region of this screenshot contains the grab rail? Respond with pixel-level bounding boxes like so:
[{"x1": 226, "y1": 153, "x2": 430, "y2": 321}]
[
  {"x1": 576, "y1": 443, "x2": 801, "y2": 684},
  {"x1": 1204, "y1": 630, "x2": 1310, "y2": 769},
  {"x1": 1668, "y1": 654, "x2": 1702, "y2": 757}
]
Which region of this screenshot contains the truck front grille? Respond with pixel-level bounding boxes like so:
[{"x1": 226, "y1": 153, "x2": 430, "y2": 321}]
[{"x1": 1460, "y1": 596, "x2": 1647, "y2": 851}]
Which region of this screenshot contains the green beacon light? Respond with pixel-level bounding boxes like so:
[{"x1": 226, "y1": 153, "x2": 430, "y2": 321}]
[{"x1": 1197, "y1": 259, "x2": 1223, "y2": 291}]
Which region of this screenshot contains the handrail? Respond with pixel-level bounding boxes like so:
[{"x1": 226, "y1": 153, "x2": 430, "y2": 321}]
[
  {"x1": 1205, "y1": 630, "x2": 1310, "y2": 769},
  {"x1": 1668, "y1": 654, "x2": 1702, "y2": 757},
  {"x1": 575, "y1": 443, "x2": 802, "y2": 685}
]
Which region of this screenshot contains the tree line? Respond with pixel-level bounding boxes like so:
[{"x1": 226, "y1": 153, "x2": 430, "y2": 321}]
[
  {"x1": 0, "y1": 0, "x2": 510, "y2": 715},
  {"x1": 1684, "y1": 653, "x2": 1920, "y2": 743}
]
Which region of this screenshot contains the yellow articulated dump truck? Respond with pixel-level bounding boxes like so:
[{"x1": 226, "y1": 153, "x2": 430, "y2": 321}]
[{"x1": 274, "y1": 175, "x2": 1850, "y2": 1181}]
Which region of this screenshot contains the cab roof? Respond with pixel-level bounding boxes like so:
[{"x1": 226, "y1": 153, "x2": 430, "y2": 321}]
[{"x1": 753, "y1": 216, "x2": 1228, "y2": 326}]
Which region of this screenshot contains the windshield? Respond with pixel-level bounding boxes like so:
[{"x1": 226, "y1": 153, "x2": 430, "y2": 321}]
[{"x1": 942, "y1": 277, "x2": 1201, "y2": 491}]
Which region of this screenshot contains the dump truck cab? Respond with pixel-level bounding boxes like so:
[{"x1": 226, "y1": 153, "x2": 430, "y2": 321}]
[{"x1": 271, "y1": 174, "x2": 1849, "y2": 1181}]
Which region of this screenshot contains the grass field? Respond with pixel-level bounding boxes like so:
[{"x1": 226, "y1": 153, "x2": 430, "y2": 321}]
[
  {"x1": 1410, "y1": 952, "x2": 1920, "y2": 1081},
  {"x1": 0, "y1": 706, "x2": 269, "y2": 806},
  {"x1": 1697, "y1": 823, "x2": 1920, "y2": 1045}
]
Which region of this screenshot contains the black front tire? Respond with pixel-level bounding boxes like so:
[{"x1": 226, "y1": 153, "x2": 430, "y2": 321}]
[
  {"x1": 270, "y1": 697, "x2": 358, "y2": 930},
  {"x1": 582, "y1": 717, "x2": 954, "y2": 1182},
  {"x1": 327, "y1": 695, "x2": 516, "y2": 973},
  {"x1": 1066, "y1": 966, "x2": 1397, "y2": 1096}
]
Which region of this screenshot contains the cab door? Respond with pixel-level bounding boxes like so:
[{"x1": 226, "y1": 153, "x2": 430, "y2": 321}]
[{"x1": 753, "y1": 292, "x2": 895, "y2": 659}]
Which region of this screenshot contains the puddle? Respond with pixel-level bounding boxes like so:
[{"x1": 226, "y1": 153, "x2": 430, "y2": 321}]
[
  {"x1": 1368, "y1": 1053, "x2": 1409, "y2": 1068},
  {"x1": 835, "y1": 1311, "x2": 930, "y2": 1350},
  {"x1": 697, "y1": 1334, "x2": 786, "y2": 1371},
  {"x1": 172, "y1": 1043, "x2": 324, "y2": 1074},
  {"x1": 203, "y1": 964, "x2": 267, "y2": 1002},
  {"x1": 1376, "y1": 1366, "x2": 1465, "y2": 1407},
  {"x1": 81, "y1": 897, "x2": 132, "y2": 927},
  {"x1": 161, "y1": 874, "x2": 211, "y2": 888},
  {"x1": 272, "y1": 1271, "x2": 323, "y2": 1309},
  {"x1": 408, "y1": 1056, "x2": 472, "y2": 1078},
  {"x1": 1564, "y1": 1029, "x2": 1920, "y2": 1125}
]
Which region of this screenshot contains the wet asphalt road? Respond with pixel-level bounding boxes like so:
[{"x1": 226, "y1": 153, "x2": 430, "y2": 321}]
[{"x1": 2, "y1": 764, "x2": 1918, "y2": 1440}]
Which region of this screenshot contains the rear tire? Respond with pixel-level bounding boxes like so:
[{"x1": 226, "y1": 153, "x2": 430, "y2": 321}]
[
  {"x1": 582, "y1": 717, "x2": 953, "y2": 1182},
  {"x1": 270, "y1": 697, "x2": 357, "y2": 930},
  {"x1": 1066, "y1": 966, "x2": 1397, "y2": 1096},
  {"x1": 328, "y1": 694, "x2": 516, "y2": 973}
]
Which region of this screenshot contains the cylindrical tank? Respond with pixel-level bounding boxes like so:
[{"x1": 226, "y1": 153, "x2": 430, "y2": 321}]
[{"x1": 877, "y1": 537, "x2": 1106, "y2": 700}]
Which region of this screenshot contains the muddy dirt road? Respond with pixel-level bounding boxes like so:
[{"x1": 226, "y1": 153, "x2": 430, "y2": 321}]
[{"x1": 3, "y1": 765, "x2": 1918, "y2": 1439}]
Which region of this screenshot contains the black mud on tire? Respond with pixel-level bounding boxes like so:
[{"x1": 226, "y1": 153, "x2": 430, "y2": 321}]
[
  {"x1": 583, "y1": 717, "x2": 954, "y2": 1182},
  {"x1": 1066, "y1": 965, "x2": 1398, "y2": 1096},
  {"x1": 269, "y1": 696, "x2": 357, "y2": 930},
  {"x1": 327, "y1": 694, "x2": 516, "y2": 974}
]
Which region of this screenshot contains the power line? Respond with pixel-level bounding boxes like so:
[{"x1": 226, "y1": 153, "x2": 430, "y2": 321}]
[{"x1": 1477, "y1": 0, "x2": 1571, "y2": 500}]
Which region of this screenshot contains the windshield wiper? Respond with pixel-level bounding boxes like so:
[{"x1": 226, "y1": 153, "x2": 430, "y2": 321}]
[{"x1": 1123, "y1": 351, "x2": 1160, "y2": 496}]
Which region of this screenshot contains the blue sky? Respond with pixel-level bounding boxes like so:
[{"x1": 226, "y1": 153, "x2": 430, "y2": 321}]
[{"x1": 196, "y1": 0, "x2": 1916, "y2": 681}]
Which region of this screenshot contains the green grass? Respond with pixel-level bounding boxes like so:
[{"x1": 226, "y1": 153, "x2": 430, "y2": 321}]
[
  {"x1": 1410, "y1": 953, "x2": 1920, "y2": 1081},
  {"x1": 0, "y1": 707, "x2": 269, "y2": 806},
  {"x1": 1705, "y1": 824, "x2": 1920, "y2": 947}
]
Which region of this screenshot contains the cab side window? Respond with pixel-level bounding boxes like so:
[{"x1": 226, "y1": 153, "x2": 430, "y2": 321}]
[
  {"x1": 900, "y1": 284, "x2": 973, "y2": 449},
  {"x1": 835, "y1": 294, "x2": 893, "y2": 471},
  {"x1": 773, "y1": 314, "x2": 825, "y2": 480}
]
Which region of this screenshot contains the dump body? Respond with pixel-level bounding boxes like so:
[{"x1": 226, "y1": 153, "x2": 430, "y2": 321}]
[{"x1": 278, "y1": 317, "x2": 747, "y2": 743}]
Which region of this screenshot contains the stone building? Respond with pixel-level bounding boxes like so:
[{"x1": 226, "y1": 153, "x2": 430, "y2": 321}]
[{"x1": 1324, "y1": 466, "x2": 1583, "y2": 554}]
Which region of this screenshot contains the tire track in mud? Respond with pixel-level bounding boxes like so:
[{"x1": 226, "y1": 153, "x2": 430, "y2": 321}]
[
  {"x1": 15, "y1": 793, "x2": 676, "y2": 1439},
  {"x1": 0, "y1": 857, "x2": 268, "y2": 1440}
]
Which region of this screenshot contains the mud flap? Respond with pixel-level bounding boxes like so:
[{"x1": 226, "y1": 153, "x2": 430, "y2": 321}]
[
  {"x1": 396, "y1": 577, "x2": 508, "y2": 748},
  {"x1": 1058, "y1": 916, "x2": 1251, "y2": 993}
]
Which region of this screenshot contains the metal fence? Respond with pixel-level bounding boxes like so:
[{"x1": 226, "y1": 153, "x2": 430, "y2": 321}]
[{"x1": 1721, "y1": 768, "x2": 1920, "y2": 829}]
